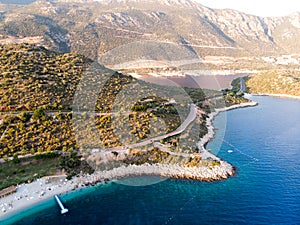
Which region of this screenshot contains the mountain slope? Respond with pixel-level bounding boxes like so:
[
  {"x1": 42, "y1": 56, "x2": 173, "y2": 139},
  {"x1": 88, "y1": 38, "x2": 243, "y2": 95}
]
[
  {"x1": 0, "y1": 43, "x2": 89, "y2": 110},
  {"x1": 0, "y1": 0, "x2": 299, "y2": 62}
]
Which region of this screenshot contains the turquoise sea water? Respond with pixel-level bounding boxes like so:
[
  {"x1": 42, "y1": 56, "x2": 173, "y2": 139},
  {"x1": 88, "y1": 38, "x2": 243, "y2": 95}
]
[{"x1": 2, "y1": 96, "x2": 300, "y2": 225}]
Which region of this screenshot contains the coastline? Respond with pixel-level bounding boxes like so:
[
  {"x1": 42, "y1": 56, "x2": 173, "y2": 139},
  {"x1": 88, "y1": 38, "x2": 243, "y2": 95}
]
[
  {"x1": 0, "y1": 162, "x2": 234, "y2": 220},
  {"x1": 0, "y1": 100, "x2": 258, "y2": 221},
  {"x1": 197, "y1": 101, "x2": 258, "y2": 161},
  {"x1": 252, "y1": 93, "x2": 300, "y2": 100}
]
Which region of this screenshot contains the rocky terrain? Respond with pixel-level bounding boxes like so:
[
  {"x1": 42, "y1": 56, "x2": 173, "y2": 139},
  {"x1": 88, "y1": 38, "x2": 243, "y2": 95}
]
[{"x1": 0, "y1": 0, "x2": 299, "y2": 64}]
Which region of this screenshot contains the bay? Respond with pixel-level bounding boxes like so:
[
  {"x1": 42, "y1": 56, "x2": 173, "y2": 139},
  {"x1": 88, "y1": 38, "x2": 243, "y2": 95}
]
[{"x1": 2, "y1": 96, "x2": 300, "y2": 225}]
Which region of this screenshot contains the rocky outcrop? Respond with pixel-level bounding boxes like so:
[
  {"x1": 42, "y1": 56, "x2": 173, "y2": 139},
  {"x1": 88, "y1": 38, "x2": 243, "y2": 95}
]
[{"x1": 81, "y1": 162, "x2": 235, "y2": 183}]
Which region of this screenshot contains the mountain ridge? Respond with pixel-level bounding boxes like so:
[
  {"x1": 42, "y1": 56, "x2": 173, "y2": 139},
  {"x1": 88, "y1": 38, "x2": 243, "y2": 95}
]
[{"x1": 0, "y1": 0, "x2": 299, "y2": 62}]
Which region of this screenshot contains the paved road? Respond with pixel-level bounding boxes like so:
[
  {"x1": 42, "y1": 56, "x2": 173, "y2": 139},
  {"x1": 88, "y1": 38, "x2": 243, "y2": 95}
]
[
  {"x1": 239, "y1": 77, "x2": 246, "y2": 92},
  {"x1": 0, "y1": 110, "x2": 132, "y2": 117},
  {"x1": 100, "y1": 104, "x2": 197, "y2": 153},
  {"x1": 0, "y1": 104, "x2": 197, "y2": 162}
]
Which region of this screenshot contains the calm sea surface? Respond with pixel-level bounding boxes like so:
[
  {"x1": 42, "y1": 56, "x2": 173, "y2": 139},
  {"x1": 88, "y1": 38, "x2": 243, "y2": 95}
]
[
  {"x1": 2, "y1": 96, "x2": 300, "y2": 225},
  {"x1": 135, "y1": 74, "x2": 246, "y2": 90}
]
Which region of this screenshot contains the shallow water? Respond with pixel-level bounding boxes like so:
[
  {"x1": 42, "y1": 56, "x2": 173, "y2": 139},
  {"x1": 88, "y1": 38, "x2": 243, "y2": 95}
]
[
  {"x1": 136, "y1": 74, "x2": 246, "y2": 90},
  {"x1": 2, "y1": 96, "x2": 300, "y2": 225}
]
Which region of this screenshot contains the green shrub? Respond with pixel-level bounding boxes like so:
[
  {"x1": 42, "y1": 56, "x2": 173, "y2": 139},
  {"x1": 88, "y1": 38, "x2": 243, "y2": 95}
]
[{"x1": 12, "y1": 154, "x2": 20, "y2": 164}]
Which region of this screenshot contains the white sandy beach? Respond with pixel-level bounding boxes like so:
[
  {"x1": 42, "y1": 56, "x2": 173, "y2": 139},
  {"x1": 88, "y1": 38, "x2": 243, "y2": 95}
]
[{"x1": 0, "y1": 161, "x2": 234, "y2": 219}]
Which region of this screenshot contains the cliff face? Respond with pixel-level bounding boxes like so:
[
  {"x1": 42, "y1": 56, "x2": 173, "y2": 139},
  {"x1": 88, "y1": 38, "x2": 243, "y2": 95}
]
[{"x1": 0, "y1": 0, "x2": 300, "y2": 60}]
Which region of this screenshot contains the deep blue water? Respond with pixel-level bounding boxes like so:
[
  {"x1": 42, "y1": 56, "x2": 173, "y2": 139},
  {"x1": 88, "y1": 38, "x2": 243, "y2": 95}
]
[{"x1": 2, "y1": 96, "x2": 300, "y2": 225}]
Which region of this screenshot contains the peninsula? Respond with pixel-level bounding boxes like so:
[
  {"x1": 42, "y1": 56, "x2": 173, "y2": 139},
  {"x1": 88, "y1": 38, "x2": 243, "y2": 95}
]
[{"x1": 0, "y1": 43, "x2": 255, "y2": 218}]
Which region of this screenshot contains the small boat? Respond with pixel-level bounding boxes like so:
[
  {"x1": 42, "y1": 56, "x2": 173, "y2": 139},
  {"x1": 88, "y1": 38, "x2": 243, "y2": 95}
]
[{"x1": 227, "y1": 150, "x2": 233, "y2": 153}]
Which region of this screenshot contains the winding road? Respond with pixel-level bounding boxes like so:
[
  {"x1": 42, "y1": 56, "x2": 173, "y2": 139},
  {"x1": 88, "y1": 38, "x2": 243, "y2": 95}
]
[
  {"x1": 239, "y1": 77, "x2": 246, "y2": 92},
  {"x1": 99, "y1": 104, "x2": 197, "y2": 153},
  {"x1": 0, "y1": 104, "x2": 198, "y2": 162}
]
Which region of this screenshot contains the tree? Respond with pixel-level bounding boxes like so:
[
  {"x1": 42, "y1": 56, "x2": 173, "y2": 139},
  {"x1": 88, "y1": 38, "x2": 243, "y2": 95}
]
[
  {"x1": 20, "y1": 112, "x2": 31, "y2": 122},
  {"x1": 33, "y1": 108, "x2": 45, "y2": 120}
]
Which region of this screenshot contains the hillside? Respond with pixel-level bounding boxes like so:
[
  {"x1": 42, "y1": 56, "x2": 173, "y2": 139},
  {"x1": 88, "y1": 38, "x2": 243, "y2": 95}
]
[
  {"x1": 0, "y1": 42, "x2": 250, "y2": 189},
  {"x1": 0, "y1": 43, "x2": 90, "y2": 111},
  {"x1": 0, "y1": 45, "x2": 150, "y2": 158},
  {"x1": 245, "y1": 70, "x2": 300, "y2": 96},
  {"x1": 0, "y1": 0, "x2": 299, "y2": 64},
  {"x1": 0, "y1": 44, "x2": 193, "y2": 156},
  {"x1": 0, "y1": 43, "x2": 247, "y2": 156}
]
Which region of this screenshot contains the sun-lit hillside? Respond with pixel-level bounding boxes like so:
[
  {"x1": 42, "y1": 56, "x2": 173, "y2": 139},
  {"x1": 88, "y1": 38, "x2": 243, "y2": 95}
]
[{"x1": 245, "y1": 70, "x2": 300, "y2": 96}]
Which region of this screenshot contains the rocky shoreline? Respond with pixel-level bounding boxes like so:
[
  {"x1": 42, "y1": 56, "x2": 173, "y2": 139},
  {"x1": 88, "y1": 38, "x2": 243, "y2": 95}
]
[
  {"x1": 197, "y1": 101, "x2": 258, "y2": 161},
  {"x1": 198, "y1": 101, "x2": 258, "y2": 154},
  {"x1": 82, "y1": 162, "x2": 235, "y2": 184},
  {"x1": 0, "y1": 101, "x2": 258, "y2": 220},
  {"x1": 0, "y1": 161, "x2": 234, "y2": 219}
]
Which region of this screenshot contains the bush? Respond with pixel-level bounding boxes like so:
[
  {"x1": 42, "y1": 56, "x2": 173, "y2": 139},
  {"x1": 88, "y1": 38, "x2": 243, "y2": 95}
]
[
  {"x1": 12, "y1": 154, "x2": 20, "y2": 164},
  {"x1": 34, "y1": 152, "x2": 59, "y2": 160},
  {"x1": 112, "y1": 151, "x2": 118, "y2": 157},
  {"x1": 33, "y1": 108, "x2": 45, "y2": 120},
  {"x1": 20, "y1": 112, "x2": 31, "y2": 122}
]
